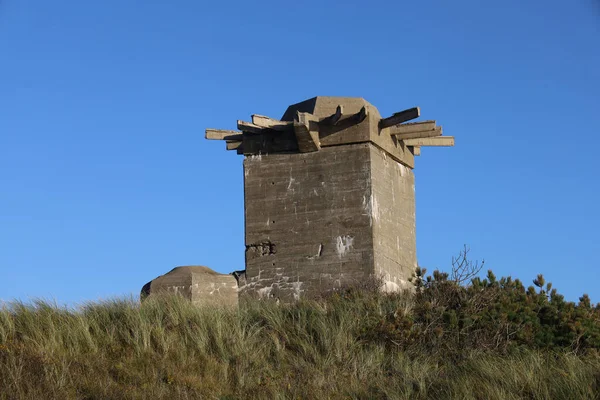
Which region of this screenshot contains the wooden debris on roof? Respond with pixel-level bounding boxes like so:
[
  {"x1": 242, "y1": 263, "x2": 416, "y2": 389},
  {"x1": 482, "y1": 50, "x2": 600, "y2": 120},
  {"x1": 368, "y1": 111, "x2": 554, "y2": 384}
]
[
  {"x1": 379, "y1": 107, "x2": 420, "y2": 129},
  {"x1": 205, "y1": 101, "x2": 453, "y2": 160},
  {"x1": 394, "y1": 126, "x2": 442, "y2": 140},
  {"x1": 205, "y1": 129, "x2": 242, "y2": 141},
  {"x1": 226, "y1": 141, "x2": 243, "y2": 151},
  {"x1": 403, "y1": 136, "x2": 454, "y2": 147},
  {"x1": 389, "y1": 121, "x2": 436, "y2": 135},
  {"x1": 237, "y1": 120, "x2": 266, "y2": 134},
  {"x1": 251, "y1": 115, "x2": 293, "y2": 131}
]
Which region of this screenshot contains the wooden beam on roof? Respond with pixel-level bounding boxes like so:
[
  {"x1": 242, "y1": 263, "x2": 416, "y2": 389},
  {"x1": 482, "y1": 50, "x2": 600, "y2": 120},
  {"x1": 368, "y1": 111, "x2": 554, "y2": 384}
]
[
  {"x1": 251, "y1": 115, "x2": 293, "y2": 131},
  {"x1": 226, "y1": 141, "x2": 242, "y2": 151},
  {"x1": 403, "y1": 136, "x2": 454, "y2": 147},
  {"x1": 394, "y1": 126, "x2": 442, "y2": 140},
  {"x1": 379, "y1": 107, "x2": 420, "y2": 129},
  {"x1": 389, "y1": 120, "x2": 436, "y2": 135},
  {"x1": 205, "y1": 129, "x2": 242, "y2": 141},
  {"x1": 237, "y1": 120, "x2": 266, "y2": 134},
  {"x1": 294, "y1": 112, "x2": 320, "y2": 153}
]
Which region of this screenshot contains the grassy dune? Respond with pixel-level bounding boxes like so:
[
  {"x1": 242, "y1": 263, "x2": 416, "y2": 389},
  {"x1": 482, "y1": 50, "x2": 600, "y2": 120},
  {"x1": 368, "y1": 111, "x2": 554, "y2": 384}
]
[{"x1": 1, "y1": 286, "x2": 599, "y2": 399}]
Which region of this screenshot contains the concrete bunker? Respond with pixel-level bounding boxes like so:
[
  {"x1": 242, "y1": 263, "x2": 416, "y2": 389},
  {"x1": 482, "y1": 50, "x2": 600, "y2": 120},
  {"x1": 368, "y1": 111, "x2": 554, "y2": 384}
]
[{"x1": 142, "y1": 97, "x2": 454, "y2": 305}]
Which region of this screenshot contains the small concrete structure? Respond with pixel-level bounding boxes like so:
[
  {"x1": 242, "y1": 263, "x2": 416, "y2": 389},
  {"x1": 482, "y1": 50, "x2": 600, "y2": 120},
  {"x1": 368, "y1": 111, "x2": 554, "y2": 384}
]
[{"x1": 141, "y1": 266, "x2": 238, "y2": 307}]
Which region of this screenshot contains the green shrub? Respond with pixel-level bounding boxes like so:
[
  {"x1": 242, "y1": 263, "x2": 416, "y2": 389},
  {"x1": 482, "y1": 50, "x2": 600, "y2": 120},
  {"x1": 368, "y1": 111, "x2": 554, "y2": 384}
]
[{"x1": 362, "y1": 264, "x2": 600, "y2": 356}]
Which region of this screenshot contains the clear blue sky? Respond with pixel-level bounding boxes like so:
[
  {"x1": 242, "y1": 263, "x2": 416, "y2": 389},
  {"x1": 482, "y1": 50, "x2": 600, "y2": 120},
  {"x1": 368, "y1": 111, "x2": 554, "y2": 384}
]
[{"x1": 1, "y1": 0, "x2": 599, "y2": 305}]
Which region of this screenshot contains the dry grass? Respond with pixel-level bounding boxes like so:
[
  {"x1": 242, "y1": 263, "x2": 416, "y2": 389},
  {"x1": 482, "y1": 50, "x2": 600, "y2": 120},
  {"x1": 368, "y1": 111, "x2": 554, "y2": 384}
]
[{"x1": 0, "y1": 294, "x2": 599, "y2": 399}]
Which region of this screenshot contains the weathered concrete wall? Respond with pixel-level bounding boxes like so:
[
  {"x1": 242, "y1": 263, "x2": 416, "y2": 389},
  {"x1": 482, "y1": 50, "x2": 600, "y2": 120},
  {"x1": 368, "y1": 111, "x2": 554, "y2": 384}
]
[
  {"x1": 141, "y1": 266, "x2": 238, "y2": 308},
  {"x1": 243, "y1": 143, "x2": 375, "y2": 301},
  {"x1": 242, "y1": 142, "x2": 417, "y2": 301},
  {"x1": 369, "y1": 145, "x2": 417, "y2": 291}
]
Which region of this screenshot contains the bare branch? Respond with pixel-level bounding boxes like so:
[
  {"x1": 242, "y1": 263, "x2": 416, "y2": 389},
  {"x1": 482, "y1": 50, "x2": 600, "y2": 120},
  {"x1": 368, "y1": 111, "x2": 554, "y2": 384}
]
[{"x1": 451, "y1": 245, "x2": 484, "y2": 285}]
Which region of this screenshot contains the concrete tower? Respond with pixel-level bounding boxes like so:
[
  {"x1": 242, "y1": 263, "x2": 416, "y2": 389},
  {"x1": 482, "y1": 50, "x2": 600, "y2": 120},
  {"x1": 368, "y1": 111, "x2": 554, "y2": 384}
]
[{"x1": 206, "y1": 97, "x2": 454, "y2": 302}]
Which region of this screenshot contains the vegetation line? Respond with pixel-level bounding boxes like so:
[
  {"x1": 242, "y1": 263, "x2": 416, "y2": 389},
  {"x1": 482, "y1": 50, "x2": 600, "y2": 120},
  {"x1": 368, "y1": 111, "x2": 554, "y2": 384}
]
[{"x1": 1, "y1": 260, "x2": 599, "y2": 399}]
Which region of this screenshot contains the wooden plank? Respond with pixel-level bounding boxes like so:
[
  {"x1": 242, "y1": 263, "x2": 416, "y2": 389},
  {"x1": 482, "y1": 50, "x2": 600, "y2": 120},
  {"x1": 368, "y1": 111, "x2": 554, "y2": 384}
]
[
  {"x1": 379, "y1": 107, "x2": 420, "y2": 129},
  {"x1": 411, "y1": 146, "x2": 421, "y2": 156},
  {"x1": 226, "y1": 141, "x2": 242, "y2": 151},
  {"x1": 394, "y1": 126, "x2": 442, "y2": 140},
  {"x1": 205, "y1": 129, "x2": 242, "y2": 141},
  {"x1": 294, "y1": 112, "x2": 320, "y2": 152},
  {"x1": 251, "y1": 115, "x2": 293, "y2": 131},
  {"x1": 237, "y1": 120, "x2": 266, "y2": 134},
  {"x1": 389, "y1": 120, "x2": 436, "y2": 135},
  {"x1": 403, "y1": 136, "x2": 454, "y2": 147}
]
